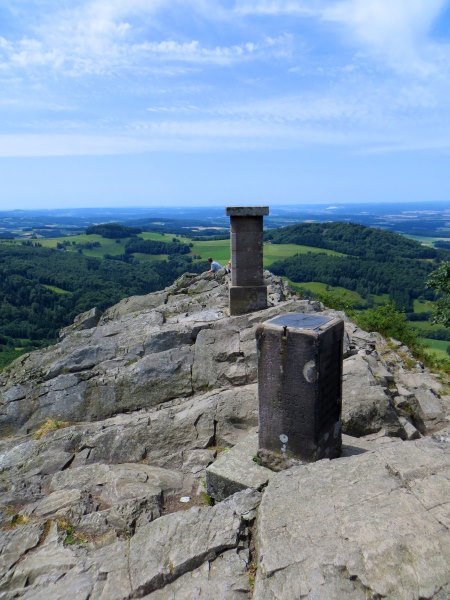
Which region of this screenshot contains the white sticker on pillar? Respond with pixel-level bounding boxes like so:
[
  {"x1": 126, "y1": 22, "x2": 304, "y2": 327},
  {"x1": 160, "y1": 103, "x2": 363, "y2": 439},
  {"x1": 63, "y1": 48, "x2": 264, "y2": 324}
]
[
  {"x1": 279, "y1": 434, "x2": 288, "y2": 453},
  {"x1": 303, "y1": 360, "x2": 317, "y2": 383}
]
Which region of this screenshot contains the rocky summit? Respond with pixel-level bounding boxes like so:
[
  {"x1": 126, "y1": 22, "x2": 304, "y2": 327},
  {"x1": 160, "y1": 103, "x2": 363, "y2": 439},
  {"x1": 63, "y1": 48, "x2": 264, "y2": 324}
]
[{"x1": 1, "y1": 269, "x2": 449, "y2": 599}]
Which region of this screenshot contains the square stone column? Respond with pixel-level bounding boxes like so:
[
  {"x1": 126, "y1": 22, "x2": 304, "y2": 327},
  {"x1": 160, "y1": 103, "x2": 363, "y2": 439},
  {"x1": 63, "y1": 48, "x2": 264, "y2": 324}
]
[
  {"x1": 226, "y1": 206, "x2": 269, "y2": 315},
  {"x1": 256, "y1": 313, "x2": 344, "y2": 468}
]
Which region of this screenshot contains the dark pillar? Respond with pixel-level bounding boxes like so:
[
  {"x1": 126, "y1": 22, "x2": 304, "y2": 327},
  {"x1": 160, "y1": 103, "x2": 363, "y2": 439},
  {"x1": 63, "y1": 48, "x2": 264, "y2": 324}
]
[
  {"x1": 226, "y1": 206, "x2": 269, "y2": 315},
  {"x1": 256, "y1": 313, "x2": 344, "y2": 469}
]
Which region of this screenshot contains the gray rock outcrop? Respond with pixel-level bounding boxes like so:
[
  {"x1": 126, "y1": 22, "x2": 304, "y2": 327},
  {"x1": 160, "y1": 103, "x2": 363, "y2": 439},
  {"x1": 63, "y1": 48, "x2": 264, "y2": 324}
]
[
  {"x1": 254, "y1": 431, "x2": 450, "y2": 600},
  {"x1": 1, "y1": 269, "x2": 450, "y2": 599}
]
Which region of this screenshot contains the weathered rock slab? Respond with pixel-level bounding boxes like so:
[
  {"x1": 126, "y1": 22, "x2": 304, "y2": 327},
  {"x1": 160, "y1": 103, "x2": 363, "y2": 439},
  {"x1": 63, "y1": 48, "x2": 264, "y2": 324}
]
[
  {"x1": 128, "y1": 489, "x2": 261, "y2": 596},
  {"x1": 342, "y1": 355, "x2": 402, "y2": 437},
  {"x1": 206, "y1": 432, "x2": 273, "y2": 501},
  {"x1": 255, "y1": 433, "x2": 450, "y2": 600},
  {"x1": 142, "y1": 549, "x2": 250, "y2": 599}
]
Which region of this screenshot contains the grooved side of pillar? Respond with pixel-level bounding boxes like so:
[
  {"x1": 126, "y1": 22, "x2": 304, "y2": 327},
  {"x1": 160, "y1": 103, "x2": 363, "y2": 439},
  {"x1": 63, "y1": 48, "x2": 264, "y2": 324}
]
[{"x1": 230, "y1": 216, "x2": 264, "y2": 287}]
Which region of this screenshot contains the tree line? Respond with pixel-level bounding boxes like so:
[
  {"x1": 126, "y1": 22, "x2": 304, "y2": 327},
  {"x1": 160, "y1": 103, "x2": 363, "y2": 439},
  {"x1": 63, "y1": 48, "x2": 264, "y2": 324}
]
[
  {"x1": 266, "y1": 222, "x2": 449, "y2": 313},
  {"x1": 265, "y1": 221, "x2": 441, "y2": 260},
  {"x1": 123, "y1": 239, "x2": 191, "y2": 255},
  {"x1": 85, "y1": 223, "x2": 143, "y2": 238}
]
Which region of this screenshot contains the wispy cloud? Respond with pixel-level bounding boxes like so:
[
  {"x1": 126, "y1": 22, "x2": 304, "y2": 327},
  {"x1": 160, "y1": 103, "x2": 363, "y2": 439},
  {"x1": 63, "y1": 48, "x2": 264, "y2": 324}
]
[
  {"x1": 0, "y1": 34, "x2": 289, "y2": 75},
  {"x1": 322, "y1": 0, "x2": 448, "y2": 74},
  {"x1": 0, "y1": 123, "x2": 373, "y2": 157},
  {"x1": 0, "y1": 133, "x2": 150, "y2": 157},
  {"x1": 1, "y1": 0, "x2": 450, "y2": 160},
  {"x1": 0, "y1": 1, "x2": 291, "y2": 77},
  {"x1": 236, "y1": 0, "x2": 449, "y2": 74},
  {"x1": 133, "y1": 35, "x2": 291, "y2": 65}
]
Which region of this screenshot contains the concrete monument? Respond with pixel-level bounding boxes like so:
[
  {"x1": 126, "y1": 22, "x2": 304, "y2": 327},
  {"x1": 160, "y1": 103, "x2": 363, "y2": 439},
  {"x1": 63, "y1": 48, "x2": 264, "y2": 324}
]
[
  {"x1": 226, "y1": 206, "x2": 269, "y2": 315},
  {"x1": 256, "y1": 312, "x2": 344, "y2": 468}
]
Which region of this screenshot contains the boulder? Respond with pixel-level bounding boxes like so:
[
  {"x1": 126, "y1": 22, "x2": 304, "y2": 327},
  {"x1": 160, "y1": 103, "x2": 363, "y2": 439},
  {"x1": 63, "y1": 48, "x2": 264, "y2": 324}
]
[
  {"x1": 59, "y1": 307, "x2": 102, "y2": 340},
  {"x1": 342, "y1": 355, "x2": 403, "y2": 437}
]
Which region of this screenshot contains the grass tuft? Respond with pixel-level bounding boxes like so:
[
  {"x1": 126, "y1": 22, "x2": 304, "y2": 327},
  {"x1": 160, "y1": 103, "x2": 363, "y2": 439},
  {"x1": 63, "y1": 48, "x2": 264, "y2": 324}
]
[
  {"x1": 34, "y1": 419, "x2": 70, "y2": 439},
  {"x1": 57, "y1": 519, "x2": 88, "y2": 546}
]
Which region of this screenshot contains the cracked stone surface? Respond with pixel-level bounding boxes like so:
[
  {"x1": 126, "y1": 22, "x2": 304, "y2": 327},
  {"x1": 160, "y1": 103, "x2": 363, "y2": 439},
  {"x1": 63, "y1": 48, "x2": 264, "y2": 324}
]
[
  {"x1": 0, "y1": 272, "x2": 305, "y2": 435},
  {"x1": 1, "y1": 271, "x2": 450, "y2": 599},
  {"x1": 128, "y1": 489, "x2": 261, "y2": 596},
  {"x1": 142, "y1": 549, "x2": 250, "y2": 599},
  {"x1": 0, "y1": 490, "x2": 261, "y2": 599},
  {"x1": 254, "y1": 431, "x2": 450, "y2": 600}
]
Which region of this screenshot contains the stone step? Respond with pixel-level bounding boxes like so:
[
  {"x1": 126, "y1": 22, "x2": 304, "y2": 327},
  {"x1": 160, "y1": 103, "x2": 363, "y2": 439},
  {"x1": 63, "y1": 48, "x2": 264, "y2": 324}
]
[
  {"x1": 206, "y1": 432, "x2": 273, "y2": 502},
  {"x1": 206, "y1": 430, "x2": 403, "y2": 502}
]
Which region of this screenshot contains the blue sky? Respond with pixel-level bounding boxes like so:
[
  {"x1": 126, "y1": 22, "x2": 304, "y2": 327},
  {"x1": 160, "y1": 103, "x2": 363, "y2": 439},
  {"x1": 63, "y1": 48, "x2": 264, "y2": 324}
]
[{"x1": 1, "y1": 0, "x2": 450, "y2": 208}]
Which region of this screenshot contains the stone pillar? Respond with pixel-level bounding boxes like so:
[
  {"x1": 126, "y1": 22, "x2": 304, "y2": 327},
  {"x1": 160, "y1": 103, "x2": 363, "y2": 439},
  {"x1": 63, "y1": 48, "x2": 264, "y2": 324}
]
[
  {"x1": 256, "y1": 313, "x2": 344, "y2": 469},
  {"x1": 226, "y1": 206, "x2": 269, "y2": 316}
]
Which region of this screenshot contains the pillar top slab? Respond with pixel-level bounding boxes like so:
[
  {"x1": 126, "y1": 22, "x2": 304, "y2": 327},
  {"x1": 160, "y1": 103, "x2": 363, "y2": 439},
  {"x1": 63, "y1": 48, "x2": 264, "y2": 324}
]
[
  {"x1": 226, "y1": 206, "x2": 269, "y2": 217},
  {"x1": 266, "y1": 313, "x2": 338, "y2": 332}
]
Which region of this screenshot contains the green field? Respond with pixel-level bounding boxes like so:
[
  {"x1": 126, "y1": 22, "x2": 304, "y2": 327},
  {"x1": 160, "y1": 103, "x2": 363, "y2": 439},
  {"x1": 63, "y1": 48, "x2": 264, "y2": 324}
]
[
  {"x1": 413, "y1": 299, "x2": 434, "y2": 313},
  {"x1": 38, "y1": 233, "x2": 100, "y2": 247},
  {"x1": 133, "y1": 253, "x2": 169, "y2": 263},
  {"x1": 139, "y1": 232, "x2": 190, "y2": 243},
  {"x1": 263, "y1": 243, "x2": 344, "y2": 265},
  {"x1": 187, "y1": 240, "x2": 344, "y2": 266},
  {"x1": 189, "y1": 239, "x2": 230, "y2": 263},
  {"x1": 42, "y1": 284, "x2": 72, "y2": 295},
  {"x1": 37, "y1": 234, "x2": 126, "y2": 257},
  {"x1": 290, "y1": 281, "x2": 366, "y2": 306},
  {"x1": 370, "y1": 293, "x2": 390, "y2": 305},
  {"x1": 410, "y1": 321, "x2": 443, "y2": 333},
  {"x1": 421, "y1": 338, "x2": 450, "y2": 358},
  {"x1": 139, "y1": 232, "x2": 170, "y2": 241},
  {"x1": 404, "y1": 234, "x2": 450, "y2": 247},
  {"x1": 34, "y1": 231, "x2": 194, "y2": 259}
]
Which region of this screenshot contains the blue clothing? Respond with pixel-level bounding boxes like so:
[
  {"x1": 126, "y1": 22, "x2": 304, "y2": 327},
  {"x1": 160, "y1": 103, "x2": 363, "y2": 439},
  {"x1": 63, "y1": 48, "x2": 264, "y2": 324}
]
[{"x1": 209, "y1": 261, "x2": 222, "y2": 272}]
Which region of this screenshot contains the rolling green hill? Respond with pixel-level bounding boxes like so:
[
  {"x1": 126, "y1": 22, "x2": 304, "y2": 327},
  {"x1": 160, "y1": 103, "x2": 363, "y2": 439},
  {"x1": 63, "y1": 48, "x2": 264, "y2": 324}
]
[
  {"x1": 267, "y1": 222, "x2": 445, "y2": 313},
  {"x1": 265, "y1": 221, "x2": 439, "y2": 260}
]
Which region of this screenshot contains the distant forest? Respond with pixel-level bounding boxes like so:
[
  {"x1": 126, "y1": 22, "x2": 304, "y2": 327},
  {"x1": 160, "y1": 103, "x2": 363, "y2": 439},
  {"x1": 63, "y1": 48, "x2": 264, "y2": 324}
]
[
  {"x1": 86, "y1": 223, "x2": 143, "y2": 238},
  {"x1": 0, "y1": 244, "x2": 204, "y2": 356},
  {"x1": 266, "y1": 222, "x2": 448, "y2": 312}
]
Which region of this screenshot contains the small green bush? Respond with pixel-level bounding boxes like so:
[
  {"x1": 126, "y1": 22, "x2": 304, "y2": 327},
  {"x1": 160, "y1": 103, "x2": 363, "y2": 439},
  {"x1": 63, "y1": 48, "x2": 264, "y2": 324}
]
[{"x1": 354, "y1": 303, "x2": 419, "y2": 350}]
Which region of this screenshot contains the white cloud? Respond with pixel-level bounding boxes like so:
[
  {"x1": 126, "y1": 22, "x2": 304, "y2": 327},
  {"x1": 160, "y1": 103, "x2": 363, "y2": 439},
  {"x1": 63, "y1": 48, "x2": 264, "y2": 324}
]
[
  {"x1": 2, "y1": 0, "x2": 450, "y2": 160},
  {"x1": 0, "y1": 134, "x2": 146, "y2": 157},
  {"x1": 134, "y1": 35, "x2": 291, "y2": 65},
  {"x1": 0, "y1": 34, "x2": 289, "y2": 75},
  {"x1": 0, "y1": 1, "x2": 291, "y2": 77},
  {"x1": 322, "y1": 0, "x2": 448, "y2": 74},
  {"x1": 236, "y1": 0, "x2": 450, "y2": 74}
]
